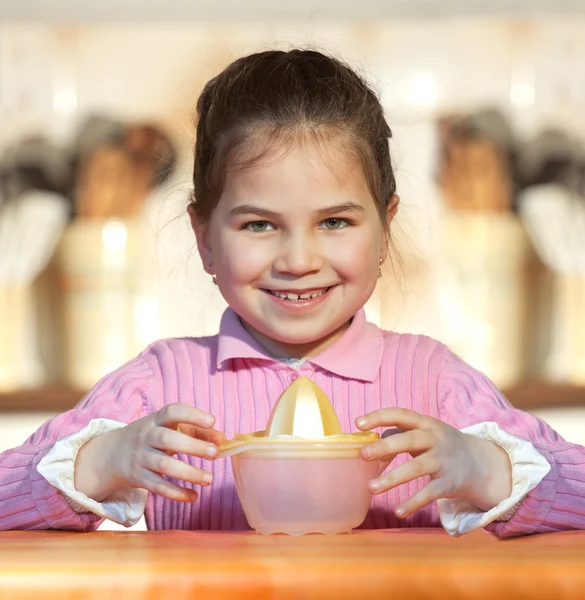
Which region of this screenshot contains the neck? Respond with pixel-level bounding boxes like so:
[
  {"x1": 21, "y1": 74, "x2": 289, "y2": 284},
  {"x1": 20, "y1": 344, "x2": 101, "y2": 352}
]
[{"x1": 240, "y1": 319, "x2": 352, "y2": 360}]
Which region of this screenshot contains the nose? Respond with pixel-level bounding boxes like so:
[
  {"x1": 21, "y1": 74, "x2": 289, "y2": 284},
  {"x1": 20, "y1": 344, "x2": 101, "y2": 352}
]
[{"x1": 273, "y1": 230, "x2": 324, "y2": 276}]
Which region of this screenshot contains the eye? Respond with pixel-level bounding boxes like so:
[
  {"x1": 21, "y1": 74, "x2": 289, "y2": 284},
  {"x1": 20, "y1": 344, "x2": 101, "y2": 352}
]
[
  {"x1": 244, "y1": 221, "x2": 275, "y2": 232},
  {"x1": 321, "y1": 218, "x2": 350, "y2": 230}
]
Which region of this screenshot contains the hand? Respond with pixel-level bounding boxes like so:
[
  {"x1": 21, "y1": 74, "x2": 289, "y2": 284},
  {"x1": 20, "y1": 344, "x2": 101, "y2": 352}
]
[
  {"x1": 356, "y1": 408, "x2": 512, "y2": 518},
  {"x1": 75, "y1": 404, "x2": 226, "y2": 503}
]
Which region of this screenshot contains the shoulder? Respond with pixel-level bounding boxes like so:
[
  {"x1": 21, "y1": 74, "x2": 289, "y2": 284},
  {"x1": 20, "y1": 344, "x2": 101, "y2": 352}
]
[
  {"x1": 139, "y1": 334, "x2": 219, "y2": 369},
  {"x1": 378, "y1": 327, "x2": 449, "y2": 370},
  {"x1": 377, "y1": 328, "x2": 492, "y2": 390},
  {"x1": 129, "y1": 335, "x2": 220, "y2": 410}
]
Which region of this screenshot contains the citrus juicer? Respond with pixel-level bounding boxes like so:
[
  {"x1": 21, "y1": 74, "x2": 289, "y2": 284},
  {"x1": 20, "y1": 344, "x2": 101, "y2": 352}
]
[{"x1": 217, "y1": 376, "x2": 382, "y2": 535}]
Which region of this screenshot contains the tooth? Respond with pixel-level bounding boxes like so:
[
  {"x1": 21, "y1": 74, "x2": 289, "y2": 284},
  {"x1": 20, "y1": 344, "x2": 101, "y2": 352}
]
[{"x1": 270, "y1": 289, "x2": 329, "y2": 300}]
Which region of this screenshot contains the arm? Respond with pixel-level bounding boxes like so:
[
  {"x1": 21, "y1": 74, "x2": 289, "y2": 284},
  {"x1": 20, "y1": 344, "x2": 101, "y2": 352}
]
[
  {"x1": 0, "y1": 356, "x2": 150, "y2": 531},
  {"x1": 438, "y1": 347, "x2": 585, "y2": 538}
]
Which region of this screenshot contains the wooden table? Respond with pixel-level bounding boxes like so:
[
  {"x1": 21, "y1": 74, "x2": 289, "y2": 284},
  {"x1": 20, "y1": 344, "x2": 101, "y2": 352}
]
[{"x1": 1, "y1": 529, "x2": 584, "y2": 599}]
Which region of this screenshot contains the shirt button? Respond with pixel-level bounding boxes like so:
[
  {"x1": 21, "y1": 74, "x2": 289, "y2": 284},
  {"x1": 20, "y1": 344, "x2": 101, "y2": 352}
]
[{"x1": 288, "y1": 372, "x2": 299, "y2": 383}]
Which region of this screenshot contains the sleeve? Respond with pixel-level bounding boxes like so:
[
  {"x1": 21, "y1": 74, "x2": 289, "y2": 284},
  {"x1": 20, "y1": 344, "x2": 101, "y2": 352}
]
[
  {"x1": 36, "y1": 418, "x2": 148, "y2": 527},
  {"x1": 437, "y1": 346, "x2": 585, "y2": 538},
  {"x1": 437, "y1": 421, "x2": 551, "y2": 535},
  {"x1": 0, "y1": 355, "x2": 151, "y2": 531}
]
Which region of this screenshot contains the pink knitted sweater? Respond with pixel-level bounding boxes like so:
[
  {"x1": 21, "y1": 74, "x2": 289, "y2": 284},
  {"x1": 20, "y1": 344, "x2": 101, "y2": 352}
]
[{"x1": 1, "y1": 308, "x2": 584, "y2": 537}]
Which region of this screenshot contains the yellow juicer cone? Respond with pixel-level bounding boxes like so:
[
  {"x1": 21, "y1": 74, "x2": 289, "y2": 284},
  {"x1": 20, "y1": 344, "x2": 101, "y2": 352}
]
[
  {"x1": 217, "y1": 376, "x2": 378, "y2": 458},
  {"x1": 265, "y1": 377, "x2": 342, "y2": 438}
]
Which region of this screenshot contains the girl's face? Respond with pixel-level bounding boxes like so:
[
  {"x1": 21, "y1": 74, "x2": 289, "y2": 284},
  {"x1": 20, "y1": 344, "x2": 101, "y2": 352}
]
[{"x1": 192, "y1": 141, "x2": 393, "y2": 358}]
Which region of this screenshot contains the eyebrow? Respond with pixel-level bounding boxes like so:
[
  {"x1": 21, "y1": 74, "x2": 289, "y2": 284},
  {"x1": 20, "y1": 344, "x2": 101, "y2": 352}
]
[{"x1": 228, "y1": 202, "x2": 366, "y2": 219}]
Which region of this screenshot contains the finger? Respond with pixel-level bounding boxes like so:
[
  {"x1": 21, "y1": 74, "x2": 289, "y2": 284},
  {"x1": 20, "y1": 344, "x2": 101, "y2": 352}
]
[
  {"x1": 373, "y1": 430, "x2": 405, "y2": 472},
  {"x1": 149, "y1": 427, "x2": 219, "y2": 459},
  {"x1": 177, "y1": 424, "x2": 227, "y2": 446},
  {"x1": 362, "y1": 429, "x2": 434, "y2": 462},
  {"x1": 394, "y1": 479, "x2": 446, "y2": 519},
  {"x1": 207, "y1": 429, "x2": 227, "y2": 447},
  {"x1": 356, "y1": 407, "x2": 429, "y2": 432},
  {"x1": 154, "y1": 403, "x2": 215, "y2": 430},
  {"x1": 139, "y1": 468, "x2": 199, "y2": 503},
  {"x1": 368, "y1": 455, "x2": 433, "y2": 495},
  {"x1": 143, "y1": 451, "x2": 214, "y2": 487}
]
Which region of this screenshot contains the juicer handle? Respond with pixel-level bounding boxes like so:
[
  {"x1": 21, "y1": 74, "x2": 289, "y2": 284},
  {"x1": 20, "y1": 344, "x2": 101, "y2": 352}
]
[{"x1": 215, "y1": 439, "x2": 248, "y2": 459}]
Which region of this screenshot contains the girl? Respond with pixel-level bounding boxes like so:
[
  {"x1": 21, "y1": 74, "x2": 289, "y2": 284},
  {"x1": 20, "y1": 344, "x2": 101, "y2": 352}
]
[{"x1": 1, "y1": 49, "x2": 583, "y2": 537}]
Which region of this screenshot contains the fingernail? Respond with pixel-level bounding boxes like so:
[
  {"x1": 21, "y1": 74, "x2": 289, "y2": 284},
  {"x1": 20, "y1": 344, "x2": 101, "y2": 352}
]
[
  {"x1": 369, "y1": 480, "x2": 381, "y2": 493},
  {"x1": 206, "y1": 445, "x2": 218, "y2": 458},
  {"x1": 202, "y1": 414, "x2": 215, "y2": 426},
  {"x1": 395, "y1": 507, "x2": 406, "y2": 517},
  {"x1": 362, "y1": 447, "x2": 372, "y2": 460},
  {"x1": 356, "y1": 418, "x2": 367, "y2": 428},
  {"x1": 202, "y1": 473, "x2": 213, "y2": 484}
]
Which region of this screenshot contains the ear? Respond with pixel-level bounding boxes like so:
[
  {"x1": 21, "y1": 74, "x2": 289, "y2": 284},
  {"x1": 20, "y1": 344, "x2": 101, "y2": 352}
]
[
  {"x1": 387, "y1": 194, "x2": 400, "y2": 222},
  {"x1": 187, "y1": 204, "x2": 214, "y2": 273},
  {"x1": 380, "y1": 194, "x2": 400, "y2": 262}
]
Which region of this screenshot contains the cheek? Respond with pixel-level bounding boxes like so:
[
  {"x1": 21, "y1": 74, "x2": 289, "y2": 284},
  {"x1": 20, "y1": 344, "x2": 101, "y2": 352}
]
[
  {"x1": 328, "y1": 230, "x2": 381, "y2": 276},
  {"x1": 216, "y1": 235, "x2": 272, "y2": 282}
]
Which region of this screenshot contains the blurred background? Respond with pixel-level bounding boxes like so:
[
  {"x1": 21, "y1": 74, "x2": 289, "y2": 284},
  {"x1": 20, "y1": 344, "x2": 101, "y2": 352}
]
[{"x1": 1, "y1": 1, "x2": 585, "y2": 480}]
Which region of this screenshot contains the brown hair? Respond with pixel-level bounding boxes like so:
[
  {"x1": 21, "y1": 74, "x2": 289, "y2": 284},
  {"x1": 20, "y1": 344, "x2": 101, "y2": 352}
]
[{"x1": 191, "y1": 49, "x2": 397, "y2": 235}]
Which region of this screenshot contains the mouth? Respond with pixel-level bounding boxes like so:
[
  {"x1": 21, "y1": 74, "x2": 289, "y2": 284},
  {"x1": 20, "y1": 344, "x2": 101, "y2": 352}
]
[{"x1": 262, "y1": 286, "x2": 333, "y2": 302}]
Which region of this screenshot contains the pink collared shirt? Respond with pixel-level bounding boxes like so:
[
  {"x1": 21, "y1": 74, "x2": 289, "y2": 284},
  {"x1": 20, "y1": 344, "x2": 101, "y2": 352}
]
[{"x1": 1, "y1": 308, "x2": 584, "y2": 536}]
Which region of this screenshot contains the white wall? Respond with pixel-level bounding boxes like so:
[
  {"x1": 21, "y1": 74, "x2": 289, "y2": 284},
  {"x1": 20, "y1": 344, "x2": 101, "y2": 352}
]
[{"x1": 3, "y1": 0, "x2": 585, "y2": 22}]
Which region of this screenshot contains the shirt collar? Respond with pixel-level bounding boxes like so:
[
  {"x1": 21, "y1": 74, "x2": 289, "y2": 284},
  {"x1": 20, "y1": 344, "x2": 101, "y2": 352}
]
[{"x1": 216, "y1": 307, "x2": 383, "y2": 382}]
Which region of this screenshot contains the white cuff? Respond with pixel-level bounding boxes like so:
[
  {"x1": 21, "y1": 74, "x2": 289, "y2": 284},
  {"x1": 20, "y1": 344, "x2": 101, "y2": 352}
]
[
  {"x1": 37, "y1": 418, "x2": 148, "y2": 528},
  {"x1": 437, "y1": 421, "x2": 551, "y2": 537}
]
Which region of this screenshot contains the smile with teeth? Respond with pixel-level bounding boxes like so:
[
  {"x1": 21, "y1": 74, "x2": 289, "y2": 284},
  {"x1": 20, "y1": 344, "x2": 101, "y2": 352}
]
[{"x1": 267, "y1": 287, "x2": 331, "y2": 301}]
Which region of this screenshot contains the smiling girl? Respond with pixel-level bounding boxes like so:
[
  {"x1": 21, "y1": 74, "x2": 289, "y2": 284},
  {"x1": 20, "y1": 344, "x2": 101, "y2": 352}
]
[{"x1": 1, "y1": 49, "x2": 584, "y2": 537}]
